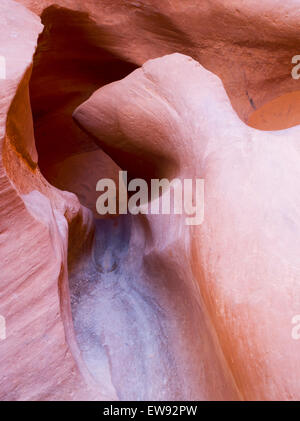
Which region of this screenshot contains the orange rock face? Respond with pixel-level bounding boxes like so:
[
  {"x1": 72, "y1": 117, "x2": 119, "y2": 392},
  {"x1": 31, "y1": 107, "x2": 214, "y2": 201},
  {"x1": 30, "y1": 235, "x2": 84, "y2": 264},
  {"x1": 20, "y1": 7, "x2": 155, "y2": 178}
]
[
  {"x1": 0, "y1": 0, "x2": 103, "y2": 401},
  {"x1": 2, "y1": 0, "x2": 300, "y2": 401}
]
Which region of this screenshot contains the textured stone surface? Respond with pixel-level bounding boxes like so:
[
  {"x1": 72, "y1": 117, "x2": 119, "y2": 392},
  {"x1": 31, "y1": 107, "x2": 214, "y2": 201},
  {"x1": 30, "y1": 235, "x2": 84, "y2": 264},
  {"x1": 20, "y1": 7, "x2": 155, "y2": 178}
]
[
  {"x1": 0, "y1": 0, "x2": 103, "y2": 401},
  {"x1": 74, "y1": 53, "x2": 300, "y2": 400},
  {"x1": 2, "y1": 0, "x2": 300, "y2": 401},
  {"x1": 16, "y1": 0, "x2": 300, "y2": 122}
]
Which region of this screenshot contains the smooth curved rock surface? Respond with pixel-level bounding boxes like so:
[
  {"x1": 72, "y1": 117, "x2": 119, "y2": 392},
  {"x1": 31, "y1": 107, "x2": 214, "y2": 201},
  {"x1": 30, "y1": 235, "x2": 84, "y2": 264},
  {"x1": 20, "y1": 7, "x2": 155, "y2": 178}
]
[
  {"x1": 248, "y1": 91, "x2": 300, "y2": 131},
  {"x1": 74, "y1": 53, "x2": 300, "y2": 400},
  {"x1": 2, "y1": 0, "x2": 300, "y2": 402},
  {"x1": 0, "y1": 0, "x2": 105, "y2": 401}
]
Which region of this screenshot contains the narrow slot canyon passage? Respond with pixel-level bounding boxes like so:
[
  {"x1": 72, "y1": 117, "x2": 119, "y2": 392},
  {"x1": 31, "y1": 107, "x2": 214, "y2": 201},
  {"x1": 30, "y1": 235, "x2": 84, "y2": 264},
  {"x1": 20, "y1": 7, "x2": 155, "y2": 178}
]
[
  {"x1": 28, "y1": 6, "x2": 237, "y2": 400},
  {"x1": 4, "y1": 0, "x2": 300, "y2": 402},
  {"x1": 29, "y1": 5, "x2": 137, "y2": 214}
]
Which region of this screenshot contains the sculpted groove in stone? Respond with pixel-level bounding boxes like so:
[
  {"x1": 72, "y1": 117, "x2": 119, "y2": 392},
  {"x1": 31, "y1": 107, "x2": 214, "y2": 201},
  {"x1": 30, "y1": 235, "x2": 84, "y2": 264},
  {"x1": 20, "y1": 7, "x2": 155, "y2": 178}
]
[
  {"x1": 0, "y1": 0, "x2": 104, "y2": 401},
  {"x1": 2, "y1": 0, "x2": 300, "y2": 402},
  {"x1": 74, "y1": 53, "x2": 300, "y2": 400},
  {"x1": 27, "y1": 5, "x2": 137, "y2": 217},
  {"x1": 0, "y1": 0, "x2": 237, "y2": 401}
]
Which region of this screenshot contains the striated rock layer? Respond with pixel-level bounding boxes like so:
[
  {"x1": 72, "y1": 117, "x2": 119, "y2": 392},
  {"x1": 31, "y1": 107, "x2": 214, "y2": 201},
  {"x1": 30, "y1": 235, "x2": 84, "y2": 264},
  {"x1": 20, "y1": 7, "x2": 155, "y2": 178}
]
[{"x1": 0, "y1": 0, "x2": 104, "y2": 401}]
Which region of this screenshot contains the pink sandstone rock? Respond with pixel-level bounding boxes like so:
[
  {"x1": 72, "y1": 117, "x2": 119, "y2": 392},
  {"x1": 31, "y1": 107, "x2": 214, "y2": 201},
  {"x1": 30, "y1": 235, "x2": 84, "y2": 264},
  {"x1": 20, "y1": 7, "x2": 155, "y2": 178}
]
[
  {"x1": 74, "y1": 53, "x2": 300, "y2": 400},
  {"x1": 0, "y1": 0, "x2": 106, "y2": 401},
  {"x1": 2, "y1": 0, "x2": 300, "y2": 402}
]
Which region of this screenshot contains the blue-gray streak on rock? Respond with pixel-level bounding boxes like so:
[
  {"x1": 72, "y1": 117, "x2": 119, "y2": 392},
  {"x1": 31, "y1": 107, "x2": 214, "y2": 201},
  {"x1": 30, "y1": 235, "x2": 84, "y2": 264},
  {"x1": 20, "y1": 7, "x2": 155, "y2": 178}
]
[
  {"x1": 68, "y1": 213, "x2": 228, "y2": 400},
  {"x1": 68, "y1": 214, "x2": 180, "y2": 400}
]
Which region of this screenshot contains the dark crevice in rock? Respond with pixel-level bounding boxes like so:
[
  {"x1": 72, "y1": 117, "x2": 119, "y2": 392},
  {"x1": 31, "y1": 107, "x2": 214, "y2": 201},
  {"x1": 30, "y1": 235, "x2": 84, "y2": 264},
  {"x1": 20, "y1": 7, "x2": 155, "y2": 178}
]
[{"x1": 29, "y1": 5, "x2": 137, "y2": 193}]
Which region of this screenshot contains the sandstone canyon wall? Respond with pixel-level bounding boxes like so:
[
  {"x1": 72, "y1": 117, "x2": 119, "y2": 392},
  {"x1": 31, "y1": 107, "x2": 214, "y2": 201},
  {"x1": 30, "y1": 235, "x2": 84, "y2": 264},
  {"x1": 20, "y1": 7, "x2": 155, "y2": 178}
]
[{"x1": 1, "y1": 0, "x2": 300, "y2": 401}]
